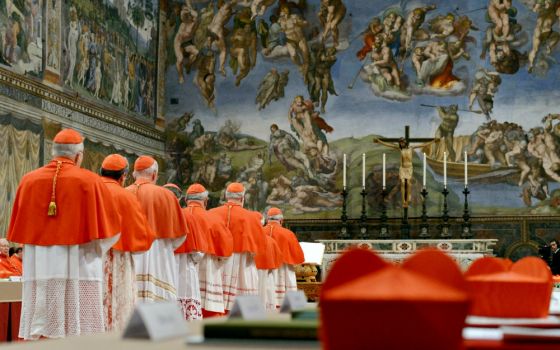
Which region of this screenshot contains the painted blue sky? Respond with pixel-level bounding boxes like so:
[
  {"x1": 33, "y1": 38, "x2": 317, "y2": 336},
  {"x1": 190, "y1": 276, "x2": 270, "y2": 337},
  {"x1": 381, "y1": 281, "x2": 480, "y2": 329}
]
[{"x1": 165, "y1": 0, "x2": 560, "y2": 141}]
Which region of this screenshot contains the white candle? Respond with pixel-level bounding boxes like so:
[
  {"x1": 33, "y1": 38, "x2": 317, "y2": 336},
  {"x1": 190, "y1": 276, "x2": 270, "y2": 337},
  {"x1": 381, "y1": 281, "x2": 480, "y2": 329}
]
[
  {"x1": 343, "y1": 154, "x2": 347, "y2": 189},
  {"x1": 464, "y1": 151, "x2": 468, "y2": 188},
  {"x1": 382, "y1": 153, "x2": 386, "y2": 189},
  {"x1": 443, "y1": 152, "x2": 447, "y2": 188},
  {"x1": 362, "y1": 153, "x2": 366, "y2": 188},
  {"x1": 423, "y1": 153, "x2": 426, "y2": 188}
]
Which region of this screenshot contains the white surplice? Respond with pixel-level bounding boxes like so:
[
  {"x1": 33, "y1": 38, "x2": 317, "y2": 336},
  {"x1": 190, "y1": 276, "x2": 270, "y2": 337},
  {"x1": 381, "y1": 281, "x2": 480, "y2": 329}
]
[
  {"x1": 198, "y1": 255, "x2": 227, "y2": 313},
  {"x1": 176, "y1": 252, "x2": 203, "y2": 320},
  {"x1": 258, "y1": 269, "x2": 277, "y2": 311},
  {"x1": 222, "y1": 252, "x2": 259, "y2": 311},
  {"x1": 133, "y1": 237, "x2": 185, "y2": 302},
  {"x1": 102, "y1": 249, "x2": 137, "y2": 332},
  {"x1": 19, "y1": 235, "x2": 119, "y2": 339},
  {"x1": 275, "y1": 263, "x2": 298, "y2": 308}
]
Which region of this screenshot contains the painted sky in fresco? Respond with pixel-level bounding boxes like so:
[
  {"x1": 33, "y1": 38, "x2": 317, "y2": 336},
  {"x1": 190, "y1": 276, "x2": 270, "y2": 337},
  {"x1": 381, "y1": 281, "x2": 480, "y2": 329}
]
[
  {"x1": 164, "y1": 0, "x2": 560, "y2": 213},
  {"x1": 165, "y1": 0, "x2": 560, "y2": 140}
]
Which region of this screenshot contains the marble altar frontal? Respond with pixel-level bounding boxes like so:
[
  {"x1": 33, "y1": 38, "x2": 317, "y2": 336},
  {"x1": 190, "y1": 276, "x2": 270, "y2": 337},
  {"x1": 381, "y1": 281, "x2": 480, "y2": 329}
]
[{"x1": 318, "y1": 239, "x2": 498, "y2": 277}]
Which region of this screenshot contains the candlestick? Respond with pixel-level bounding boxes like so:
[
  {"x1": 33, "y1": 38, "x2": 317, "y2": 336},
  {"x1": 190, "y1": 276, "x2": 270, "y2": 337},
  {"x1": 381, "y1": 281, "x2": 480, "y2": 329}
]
[
  {"x1": 382, "y1": 153, "x2": 386, "y2": 188},
  {"x1": 343, "y1": 154, "x2": 347, "y2": 189},
  {"x1": 443, "y1": 152, "x2": 447, "y2": 188},
  {"x1": 362, "y1": 153, "x2": 366, "y2": 189},
  {"x1": 401, "y1": 206, "x2": 410, "y2": 239},
  {"x1": 419, "y1": 187, "x2": 430, "y2": 238},
  {"x1": 379, "y1": 187, "x2": 389, "y2": 239},
  {"x1": 360, "y1": 187, "x2": 368, "y2": 239},
  {"x1": 339, "y1": 187, "x2": 349, "y2": 239},
  {"x1": 422, "y1": 152, "x2": 426, "y2": 188},
  {"x1": 462, "y1": 186, "x2": 472, "y2": 238},
  {"x1": 464, "y1": 151, "x2": 468, "y2": 188},
  {"x1": 440, "y1": 186, "x2": 451, "y2": 238}
]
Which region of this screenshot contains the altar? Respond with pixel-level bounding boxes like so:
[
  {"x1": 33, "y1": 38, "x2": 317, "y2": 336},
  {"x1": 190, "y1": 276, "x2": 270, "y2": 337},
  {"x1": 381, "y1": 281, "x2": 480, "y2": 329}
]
[{"x1": 318, "y1": 238, "x2": 498, "y2": 277}]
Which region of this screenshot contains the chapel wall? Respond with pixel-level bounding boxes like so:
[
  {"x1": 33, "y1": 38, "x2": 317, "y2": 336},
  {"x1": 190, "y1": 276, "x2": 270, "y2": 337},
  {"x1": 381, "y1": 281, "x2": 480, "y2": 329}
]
[{"x1": 0, "y1": 0, "x2": 167, "y2": 236}]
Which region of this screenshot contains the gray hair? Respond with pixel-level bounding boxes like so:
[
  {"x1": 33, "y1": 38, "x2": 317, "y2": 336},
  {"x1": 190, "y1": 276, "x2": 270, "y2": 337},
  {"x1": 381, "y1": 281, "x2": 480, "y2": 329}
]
[
  {"x1": 186, "y1": 191, "x2": 209, "y2": 201},
  {"x1": 133, "y1": 161, "x2": 159, "y2": 179},
  {"x1": 52, "y1": 143, "x2": 84, "y2": 158},
  {"x1": 268, "y1": 214, "x2": 284, "y2": 221},
  {"x1": 225, "y1": 190, "x2": 245, "y2": 201}
]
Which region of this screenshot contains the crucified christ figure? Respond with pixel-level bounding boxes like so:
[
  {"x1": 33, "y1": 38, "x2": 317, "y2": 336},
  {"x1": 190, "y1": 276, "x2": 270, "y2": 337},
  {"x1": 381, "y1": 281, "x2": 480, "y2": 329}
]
[{"x1": 373, "y1": 136, "x2": 439, "y2": 208}]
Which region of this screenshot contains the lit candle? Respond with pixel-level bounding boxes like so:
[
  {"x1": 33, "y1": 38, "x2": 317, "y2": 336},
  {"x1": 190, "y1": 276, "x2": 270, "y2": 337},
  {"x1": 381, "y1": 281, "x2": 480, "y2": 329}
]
[
  {"x1": 362, "y1": 153, "x2": 366, "y2": 189},
  {"x1": 423, "y1": 152, "x2": 426, "y2": 188},
  {"x1": 343, "y1": 154, "x2": 347, "y2": 189},
  {"x1": 464, "y1": 151, "x2": 468, "y2": 188},
  {"x1": 382, "y1": 153, "x2": 386, "y2": 189},
  {"x1": 443, "y1": 152, "x2": 447, "y2": 188}
]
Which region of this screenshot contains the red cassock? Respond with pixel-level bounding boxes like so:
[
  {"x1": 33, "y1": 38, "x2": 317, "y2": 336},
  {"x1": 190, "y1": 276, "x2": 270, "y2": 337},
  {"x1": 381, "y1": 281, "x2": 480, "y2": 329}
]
[
  {"x1": 0, "y1": 256, "x2": 18, "y2": 278},
  {"x1": 208, "y1": 202, "x2": 265, "y2": 254},
  {"x1": 8, "y1": 256, "x2": 22, "y2": 276},
  {"x1": 0, "y1": 254, "x2": 21, "y2": 342},
  {"x1": 125, "y1": 179, "x2": 188, "y2": 304},
  {"x1": 206, "y1": 212, "x2": 234, "y2": 258},
  {"x1": 126, "y1": 179, "x2": 188, "y2": 240},
  {"x1": 7, "y1": 157, "x2": 121, "y2": 245},
  {"x1": 184, "y1": 202, "x2": 233, "y2": 318},
  {"x1": 175, "y1": 202, "x2": 233, "y2": 257},
  {"x1": 264, "y1": 221, "x2": 304, "y2": 265},
  {"x1": 255, "y1": 235, "x2": 283, "y2": 270},
  {"x1": 102, "y1": 178, "x2": 156, "y2": 252},
  {"x1": 102, "y1": 177, "x2": 156, "y2": 331},
  {"x1": 6, "y1": 157, "x2": 121, "y2": 340},
  {"x1": 175, "y1": 203, "x2": 210, "y2": 255}
]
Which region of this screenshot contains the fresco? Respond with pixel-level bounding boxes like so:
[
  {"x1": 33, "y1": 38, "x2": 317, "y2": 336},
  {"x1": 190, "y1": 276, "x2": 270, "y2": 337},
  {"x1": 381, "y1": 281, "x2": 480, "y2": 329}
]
[
  {"x1": 60, "y1": 0, "x2": 159, "y2": 120},
  {"x1": 46, "y1": 0, "x2": 61, "y2": 77},
  {"x1": 163, "y1": 0, "x2": 560, "y2": 219},
  {"x1": 0, "y1": 0, "x2": 43, "y2": 76}
]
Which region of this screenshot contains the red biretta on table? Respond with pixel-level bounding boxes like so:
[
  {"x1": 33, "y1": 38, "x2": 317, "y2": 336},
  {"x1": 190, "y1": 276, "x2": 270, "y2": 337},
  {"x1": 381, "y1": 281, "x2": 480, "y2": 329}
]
[
  {"x1": 465, "y1": 256, "x2": 553, "y2": 318},
  {"x1": 320, "y1": 248, "x2": 470, "y2": 350}
]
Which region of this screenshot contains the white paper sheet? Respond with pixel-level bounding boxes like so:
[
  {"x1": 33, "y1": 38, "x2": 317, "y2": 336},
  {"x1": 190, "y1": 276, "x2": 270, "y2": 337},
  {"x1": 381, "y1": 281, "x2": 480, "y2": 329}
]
[{"x1": 299, "y1": 243, "x2": 325, "y2": 265}]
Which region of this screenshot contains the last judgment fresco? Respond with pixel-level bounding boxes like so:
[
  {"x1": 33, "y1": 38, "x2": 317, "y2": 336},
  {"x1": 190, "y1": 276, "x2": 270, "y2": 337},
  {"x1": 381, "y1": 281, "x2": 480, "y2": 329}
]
[{"x1": 163, "y1": 0, "x2": 560, "y2": 218}]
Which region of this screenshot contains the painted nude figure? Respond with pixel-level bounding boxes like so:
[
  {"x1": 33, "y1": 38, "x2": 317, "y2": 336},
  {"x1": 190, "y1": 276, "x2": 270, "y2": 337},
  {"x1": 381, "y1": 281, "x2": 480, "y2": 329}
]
[
  {"x1": 488, "y1": 0, "x2": 512, "y2": 40},
  {"x1": 208, "y1": 0, "x2": 237, "y2": 76},
  {"x1": 371, "y1": 34, "x2": 401, "y2": 88},
  {"x1": 528, "y1": 0, "x2": 560, "y2": 72},
  {"x1": 278, "y1": 6, "x2": 310, "y2": 78},
  {"x1": 174, "y1": 4, "x2": 199, "y2": 84},
  {"x1": 318, "y1": 0, "x2": 346, "y2": 47}
]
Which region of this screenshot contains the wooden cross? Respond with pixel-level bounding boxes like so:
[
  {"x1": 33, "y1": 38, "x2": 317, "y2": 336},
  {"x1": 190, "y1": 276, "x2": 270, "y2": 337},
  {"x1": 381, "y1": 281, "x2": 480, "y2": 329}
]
[
  {"x1": 375, "y1": 125, "x2": 437, "y2": 238},
  {"x1": 379, "y1": 125, "x2": 435, "y2": 144}
]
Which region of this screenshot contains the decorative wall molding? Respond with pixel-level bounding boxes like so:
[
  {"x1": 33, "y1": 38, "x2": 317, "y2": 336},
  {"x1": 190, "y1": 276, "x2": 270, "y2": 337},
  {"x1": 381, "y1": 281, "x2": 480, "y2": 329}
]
[
  {"x1": 41, "y1": 100, "x2": 164, "y2": 152},
  {"x1": 0, "y1": 80, "x2": 165, "y2": 156},
  {"x1": 0, "y1": 67, "x2": 163, "y2": 142}
]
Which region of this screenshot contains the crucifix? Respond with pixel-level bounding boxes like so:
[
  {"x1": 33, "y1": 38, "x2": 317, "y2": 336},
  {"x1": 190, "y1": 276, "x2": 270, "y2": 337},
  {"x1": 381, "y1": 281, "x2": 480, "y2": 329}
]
[{"x1": 373, "y1": 126, "x2": 439, "y2": 235}]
